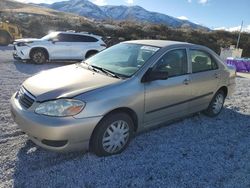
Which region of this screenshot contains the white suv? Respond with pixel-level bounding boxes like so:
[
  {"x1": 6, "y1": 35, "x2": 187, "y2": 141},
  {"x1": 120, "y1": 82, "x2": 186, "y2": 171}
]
[{"x1": 13, "y1": 31, "x2": 106, "y2": 64}]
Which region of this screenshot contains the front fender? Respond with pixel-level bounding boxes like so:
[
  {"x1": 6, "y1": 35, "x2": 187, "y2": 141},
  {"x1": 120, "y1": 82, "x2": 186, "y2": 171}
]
[{"x1": 73, "y1": 79, "x2": 145, "y2": 129}]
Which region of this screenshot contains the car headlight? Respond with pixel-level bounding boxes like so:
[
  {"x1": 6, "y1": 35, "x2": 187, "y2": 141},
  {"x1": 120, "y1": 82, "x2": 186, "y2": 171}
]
[
  {"x1": 17, "y1": 41, "x2": 33, "y2": 46},
  {"x1": 35, "y1": 99, "x2": 85, "y2": 117},
  {"x1": 17, "y1": 42, "x2": 28, "y2": 46}
]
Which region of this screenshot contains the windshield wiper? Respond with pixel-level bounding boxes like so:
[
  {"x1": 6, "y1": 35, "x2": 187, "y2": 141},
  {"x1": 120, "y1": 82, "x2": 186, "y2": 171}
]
[
  {"x1": 80, "y1": 61, "x2": 126, "y2": 79},
  {"x1": 89, "y1": 65, "x2": 122, "y2": 79},
  {"x1": 78, "y1": 62, "x2": 100, "y2": 73}
]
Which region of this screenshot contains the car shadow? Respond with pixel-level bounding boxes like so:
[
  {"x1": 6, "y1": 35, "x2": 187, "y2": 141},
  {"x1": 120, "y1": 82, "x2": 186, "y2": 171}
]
[{"x1": 12, "y1": 108, "x2": 250, "y2": 187}]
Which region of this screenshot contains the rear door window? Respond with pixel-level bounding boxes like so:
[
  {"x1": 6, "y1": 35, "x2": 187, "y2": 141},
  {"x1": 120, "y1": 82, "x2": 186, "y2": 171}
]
[
  {"x1": 71, "y1": 35, "x2": 98, "y2": 42},
  {"x1": 190, "y1": 50, "x2": 218, "y2": 73},
  {"x1": 78, "y1": 35, "x2": 98, "y2": 42}
]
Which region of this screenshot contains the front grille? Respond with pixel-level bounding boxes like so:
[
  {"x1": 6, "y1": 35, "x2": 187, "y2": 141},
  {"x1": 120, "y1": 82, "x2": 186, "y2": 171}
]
[{"x1": 16, "y1": 87, "x2": 35, "y2": 109}]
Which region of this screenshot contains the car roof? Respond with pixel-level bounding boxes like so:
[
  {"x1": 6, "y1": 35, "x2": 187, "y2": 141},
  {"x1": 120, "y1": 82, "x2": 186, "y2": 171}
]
[
  {"x1": 56, "y1": 31, "x2": 101, "y2": 38},
  {"x1": 124, "y1": 40, "x2": 192, "y2": 48}
]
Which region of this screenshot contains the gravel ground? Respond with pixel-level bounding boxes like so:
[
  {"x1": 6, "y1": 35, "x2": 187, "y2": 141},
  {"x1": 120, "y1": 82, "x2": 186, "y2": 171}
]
[{"x1": 0, "y1": 47, "x2": 249, "y2": 188}]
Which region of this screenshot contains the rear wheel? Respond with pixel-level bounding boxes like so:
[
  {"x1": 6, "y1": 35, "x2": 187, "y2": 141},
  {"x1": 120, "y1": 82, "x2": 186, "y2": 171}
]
[
  {"x1": 204, "y1": 90, "x2": 225, "y2": 117},
  {"x1": 30, "y1": 49, "x2": 48, "y2": 64},
  {"x1": 0, "y1": 31, "x2": 11, "y2": 46},
  {"x1": 90, "y1": 113, "x2": 134, "y2": 156},
  {"x1": 85, "y1": 50, "x2": 98, "y2": 59}
]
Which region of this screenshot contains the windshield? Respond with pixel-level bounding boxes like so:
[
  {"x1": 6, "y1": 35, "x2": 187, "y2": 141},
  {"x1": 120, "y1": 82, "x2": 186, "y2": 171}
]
[
  {"x1": 41, "y1": 32, "x2": 59, "y2": 40},
  {"x1": 85, "y1": 43, "x2": 160, "y2": 77}
]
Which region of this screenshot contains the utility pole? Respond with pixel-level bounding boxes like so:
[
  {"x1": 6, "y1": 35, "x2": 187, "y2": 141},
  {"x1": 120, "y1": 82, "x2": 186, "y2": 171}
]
[{"x1": 236, "y1": 21, "x2": 243, "y2": 49}]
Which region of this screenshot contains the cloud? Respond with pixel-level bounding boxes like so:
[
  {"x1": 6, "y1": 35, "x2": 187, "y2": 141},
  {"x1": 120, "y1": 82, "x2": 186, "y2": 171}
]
[
  {"x1": 177, "y1": 16, "x2": 189, "y2": 20},
  {"x1": 214, "y1": 27, "x2": 227, "y2": 30},
  {"x1": 198, "y1": 0, "x2": 208, "y2": 4},
  {"x1": 214, "y1": 25, "x2": 250, "y2": 33},
  {"x1": 126, "y1": 0, "x2": 134, "y2": 4},
  {"x1": 91, "y1": 0, "x2": 107, "y2": 6},
  {"x1": 187, "y1": 0, "x2": 209, "y2": 5}
]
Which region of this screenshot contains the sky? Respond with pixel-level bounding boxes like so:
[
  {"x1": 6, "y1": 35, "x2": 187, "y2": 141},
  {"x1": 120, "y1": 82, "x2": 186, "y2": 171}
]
[{"x1": 15, "y1": 0, "x2": 250, "y2": 32}]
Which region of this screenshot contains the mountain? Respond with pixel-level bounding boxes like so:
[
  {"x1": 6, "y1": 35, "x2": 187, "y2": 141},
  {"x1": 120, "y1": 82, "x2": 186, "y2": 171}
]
[
  {"x1": 39, "y1": 0, "x2": 105, "y2": 20},
  {"x1": 0, "y1": 0, "x2": 95, "y2": 38},
  {"x1": 39, "y1": 0, "x2": 208, "y2": 30},
  {"x1": 0, "y1": 0, "x2": 70, "y2": 17}
]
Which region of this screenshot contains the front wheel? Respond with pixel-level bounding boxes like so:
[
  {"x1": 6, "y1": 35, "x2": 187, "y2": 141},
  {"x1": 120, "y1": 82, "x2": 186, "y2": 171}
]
[
  {"x1": 90, "y1": 113, "x2": 134, "y2": 156},
  {"x1": 204, "y1": 90, "x2": 225, "y2": 117},
  {"x1": 85, "y1": 51, "x2": 97, "y2": 59},
  {"x1": 30, "y1": 49, "x2": 48, "y2": 64}
]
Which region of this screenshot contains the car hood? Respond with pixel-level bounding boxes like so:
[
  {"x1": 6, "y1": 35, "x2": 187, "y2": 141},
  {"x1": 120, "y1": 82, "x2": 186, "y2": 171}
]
[
  {"x1": 23, "y1": 64, "x2": 121, "y2": 101},
  {"x1": 14, "y1": 38, "x2": 42, "y2": 43}
]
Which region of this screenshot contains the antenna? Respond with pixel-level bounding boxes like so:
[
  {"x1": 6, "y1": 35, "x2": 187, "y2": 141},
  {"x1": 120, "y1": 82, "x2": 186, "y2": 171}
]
[{"x1": 236, "y1": 21, "x2": 243, "y2": 49}]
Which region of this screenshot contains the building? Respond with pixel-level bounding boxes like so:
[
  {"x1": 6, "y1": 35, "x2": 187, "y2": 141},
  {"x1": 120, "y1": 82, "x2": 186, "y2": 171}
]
[{"x1": 220, "y1": 45, "x2": 243, "y2": 61}]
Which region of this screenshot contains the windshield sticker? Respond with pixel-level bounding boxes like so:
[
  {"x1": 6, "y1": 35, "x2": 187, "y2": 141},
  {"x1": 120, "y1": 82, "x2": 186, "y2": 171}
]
[{"x1": 141, "y1": 46, "x2": 159, "y2": 52}]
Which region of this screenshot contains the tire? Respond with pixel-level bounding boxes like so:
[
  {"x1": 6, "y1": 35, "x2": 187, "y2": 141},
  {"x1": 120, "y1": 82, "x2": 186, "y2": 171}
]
[
  {"x1": 203, "y1": 90, "x2": 225, "y2": 117},
  {"x1": 30, "y1": 49, "x2": 48, "y2": 64},
  {"x1": 90, "y1": 112, "x2": 134, "y2": 156},
  {"x1": 0, "y1": 31, "x2": 11, "y2": 46},
  {"x1": 85, "y1": 51, "x2": 97, "y2": 59}
]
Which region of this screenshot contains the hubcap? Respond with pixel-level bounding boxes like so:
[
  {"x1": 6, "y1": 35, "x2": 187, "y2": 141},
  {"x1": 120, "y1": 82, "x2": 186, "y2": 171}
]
[
  {"x1": 102, "y1": 120, "x2": 129, "y2": 153},
  {"x1": 212, "y1": 93, "x2": 224, "y2": 114},
  {"x1": 33, "y1": 52, "x2": 45, "y2": 64}
]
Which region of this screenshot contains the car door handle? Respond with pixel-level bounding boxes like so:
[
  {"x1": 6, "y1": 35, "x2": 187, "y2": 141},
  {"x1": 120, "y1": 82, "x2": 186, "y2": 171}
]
[{"x1": 183, "y1": 79, "x2": 190, "y2": 85}]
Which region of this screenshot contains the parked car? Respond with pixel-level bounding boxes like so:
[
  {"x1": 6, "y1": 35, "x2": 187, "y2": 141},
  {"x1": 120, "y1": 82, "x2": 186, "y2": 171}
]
[
  {"x1": 11, "y1": 40, "x2": 236, "y2": 156},
  {"x1": 13, "y1": 31, "x2": 106, "y2": 64}
]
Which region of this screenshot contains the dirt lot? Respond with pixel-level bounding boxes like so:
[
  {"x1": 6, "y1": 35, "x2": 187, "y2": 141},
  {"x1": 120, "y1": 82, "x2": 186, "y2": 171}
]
[{"x1": 0, "y1": 46, "x2": 249, "y2": 188}]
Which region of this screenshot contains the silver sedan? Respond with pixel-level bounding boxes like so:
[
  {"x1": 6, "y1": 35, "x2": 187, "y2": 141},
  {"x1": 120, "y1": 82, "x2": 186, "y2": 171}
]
[{"x1": 11, "y1": 40, "x2": 236, "y2": 156}]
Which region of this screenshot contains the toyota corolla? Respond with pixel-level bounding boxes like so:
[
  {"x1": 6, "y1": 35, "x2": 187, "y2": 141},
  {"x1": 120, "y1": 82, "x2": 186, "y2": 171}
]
[{"x1": 11, "y1": 40, "x2": 236, "y2": 156}]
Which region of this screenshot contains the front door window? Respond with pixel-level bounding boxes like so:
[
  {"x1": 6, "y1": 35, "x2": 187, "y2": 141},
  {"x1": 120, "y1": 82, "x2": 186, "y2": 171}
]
[{"x1": 153, "y1": 49, "x2": 188, "y2": 77}]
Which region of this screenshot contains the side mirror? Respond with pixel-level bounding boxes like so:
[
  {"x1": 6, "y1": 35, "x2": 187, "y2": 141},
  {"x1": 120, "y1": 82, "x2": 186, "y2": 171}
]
[
  {"x1": 141, "y1": 68, "x2": 168, "y2": 83},
  {"x1": 51, "y1": 38, "x2": 59, "y2": 44}
]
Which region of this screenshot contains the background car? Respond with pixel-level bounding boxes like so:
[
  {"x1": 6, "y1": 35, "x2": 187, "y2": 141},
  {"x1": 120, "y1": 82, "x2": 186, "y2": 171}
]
[
  {"x1": 11, "y1": 40, "x2": 236, "y2": 156},
  {"x1": 13, "y1": 31, "x2": 106, "y2": 64}
]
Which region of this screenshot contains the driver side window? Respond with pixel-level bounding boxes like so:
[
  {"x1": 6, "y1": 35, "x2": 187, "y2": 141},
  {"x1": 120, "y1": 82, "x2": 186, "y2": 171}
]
[
  {"x1": 153, "y1": 49, "x2": 188, "y2": 77},
  {"x1": 56, "y1": 34, "x2": 72, "y2": 42}
]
